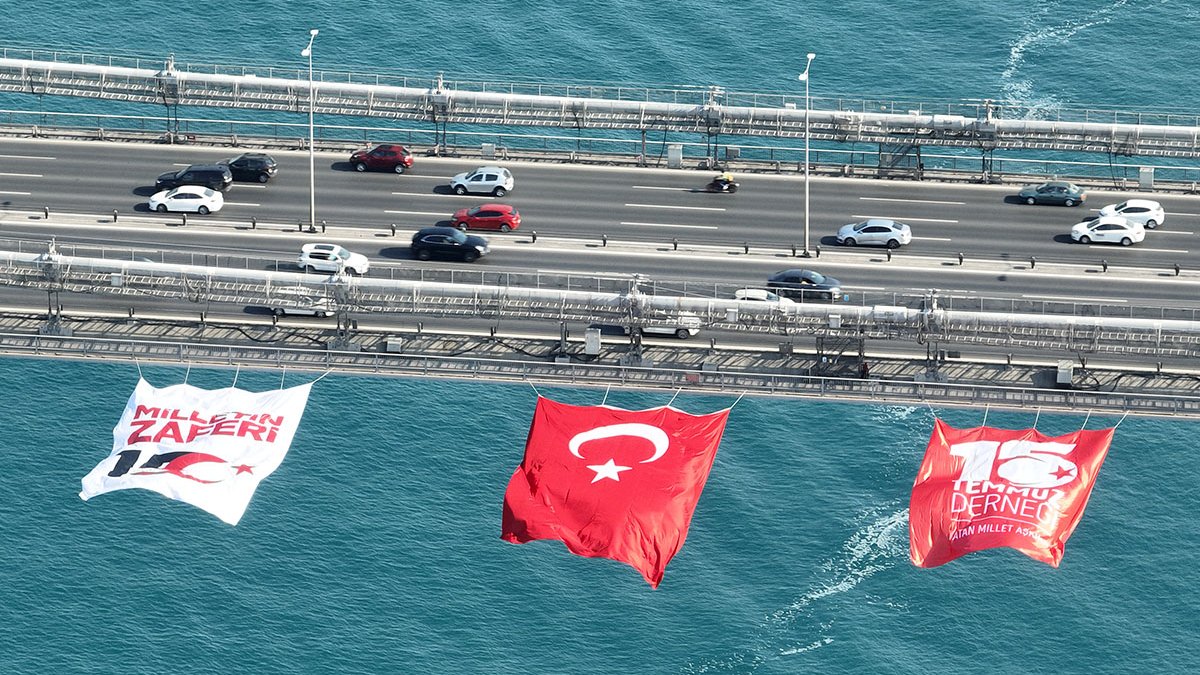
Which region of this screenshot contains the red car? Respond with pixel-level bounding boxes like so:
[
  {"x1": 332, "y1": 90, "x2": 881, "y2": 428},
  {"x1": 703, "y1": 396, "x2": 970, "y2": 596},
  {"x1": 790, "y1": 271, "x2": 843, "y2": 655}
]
[
  {"x1": 451, "y1": 204, "x2": 521, "y2": 232},
  {"x1": 349, "y1": 144, "x2": 414, "y2": 173}
]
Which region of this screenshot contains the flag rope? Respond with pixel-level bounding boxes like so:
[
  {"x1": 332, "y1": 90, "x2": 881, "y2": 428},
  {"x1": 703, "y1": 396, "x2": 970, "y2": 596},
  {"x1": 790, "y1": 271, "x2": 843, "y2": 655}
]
[
  {"x1": 280, "y1": 366, "x2": 286, "y2": 390},
  {"x1": 134, "y1": 358, "x2": 143, "y2": 380},
  {"x1": 1033, "y1": 408, "x2": 1041, "y2": 429},
  {"x1": 526, "y1": 380, "x2": 540, "y2": 398},
  {"x1": 1079, "y1": 410, "x2": 1092, "y2": 430},
  {"x1": 232, "y1": 364, "x2": 241, "y2": 388},
  {"x1": 729, "y1": 390, "x2": 747, "y2": 409},
  {"x1": 1114, "y1": 410, "x2": 1130, "y2": 428},
  {"x1": 666, "y1": 389, "x2": 680, "y2": 408},
  {"x1": 981, "y1": 404, "x2": 990, "y2": 427},
  {"x1": 310, "y1": 369, "x2": 334, "y2": 384},
  {"x1": 184, "y1": 362, "x2": 191, "y2": 384},
  {"x1": 601, "y1": 384, "x2": 610, "y2": 406}
]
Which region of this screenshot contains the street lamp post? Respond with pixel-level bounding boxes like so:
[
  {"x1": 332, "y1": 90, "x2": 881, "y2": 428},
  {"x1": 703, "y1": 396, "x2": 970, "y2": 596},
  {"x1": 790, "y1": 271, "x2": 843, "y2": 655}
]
[
  {"x1": 301, "y1": 29, "x2": 319, "y2": 232},
  {"x1": 798, "y1": 52, "x2": 815, "y2": 257}
]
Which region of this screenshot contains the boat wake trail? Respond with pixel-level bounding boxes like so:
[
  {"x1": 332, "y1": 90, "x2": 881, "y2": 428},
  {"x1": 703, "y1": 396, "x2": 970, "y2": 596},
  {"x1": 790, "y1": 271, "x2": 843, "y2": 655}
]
[
  {"x1": 1001, "y1": 0, "x2": 1139, "y2": 116},
  {"x1": 682, "y1": 504, "x2": 909, "y2": 673}
]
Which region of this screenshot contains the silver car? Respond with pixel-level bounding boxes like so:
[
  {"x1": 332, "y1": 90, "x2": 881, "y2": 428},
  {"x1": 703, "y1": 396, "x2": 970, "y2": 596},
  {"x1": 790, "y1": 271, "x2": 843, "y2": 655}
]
[{"x1": 836, "y1": 218, "x2": 912, "y2": 248}]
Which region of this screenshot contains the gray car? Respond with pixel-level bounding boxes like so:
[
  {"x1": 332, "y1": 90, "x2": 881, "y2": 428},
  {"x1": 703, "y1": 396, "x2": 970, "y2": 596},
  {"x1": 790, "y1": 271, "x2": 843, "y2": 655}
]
[
  {"x1": 836, "y1": 218, "x2": 912, "y2": 248},
  {"x1": 1017, "y1": 181, "x2": 1086, "y2": 206}
]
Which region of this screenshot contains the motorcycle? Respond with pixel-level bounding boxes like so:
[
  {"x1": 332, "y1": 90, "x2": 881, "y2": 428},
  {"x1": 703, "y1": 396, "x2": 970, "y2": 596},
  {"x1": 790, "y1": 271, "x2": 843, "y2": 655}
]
[{"x1": 704, "y1": 179, "x2": 739, "y2": 193}]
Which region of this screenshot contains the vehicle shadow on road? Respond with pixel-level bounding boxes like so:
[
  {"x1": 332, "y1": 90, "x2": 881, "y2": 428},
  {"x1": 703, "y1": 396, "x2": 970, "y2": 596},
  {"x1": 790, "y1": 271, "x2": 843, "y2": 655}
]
[{"x1": 132, "y1": 186, "x2": 158, "y2": 197}]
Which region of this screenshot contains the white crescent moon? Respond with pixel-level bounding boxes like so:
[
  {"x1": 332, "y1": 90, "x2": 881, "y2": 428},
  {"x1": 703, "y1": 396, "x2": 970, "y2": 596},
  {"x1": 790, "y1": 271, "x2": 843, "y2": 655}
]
[{"x1": 567, "y1": 423, "x2": 670, "y2": 464}]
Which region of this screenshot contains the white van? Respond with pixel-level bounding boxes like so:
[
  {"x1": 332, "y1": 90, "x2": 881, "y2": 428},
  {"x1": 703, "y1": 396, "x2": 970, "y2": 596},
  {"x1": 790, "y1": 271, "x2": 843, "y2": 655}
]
[{"x1": 639, "y1": 312, "x2": 702, "y2": 339}]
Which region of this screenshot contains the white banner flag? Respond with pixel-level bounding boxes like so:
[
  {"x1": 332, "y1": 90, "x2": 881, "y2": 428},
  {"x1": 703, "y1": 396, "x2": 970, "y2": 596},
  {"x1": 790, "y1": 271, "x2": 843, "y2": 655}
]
[{"x1": 80, "y1": 378, "x2": 313, "y2": 525}]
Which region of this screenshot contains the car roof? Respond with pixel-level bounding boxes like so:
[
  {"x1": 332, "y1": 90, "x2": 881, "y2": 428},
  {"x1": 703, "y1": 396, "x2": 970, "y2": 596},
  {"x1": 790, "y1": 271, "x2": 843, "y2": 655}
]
[
  {"x1": 1041, "y1": 180, "x2": 1077, "y2": 188},
  {"x1": 301, "y1": 243, "x2": 345, "y2": 253},
  {"x1": 770, "y1": 268, "x2": 815, "y2": 279},
  {"x1": 471, "y1": 165, "x2": 506, "y2": 172},
  {"x1": 416, "y1": 226, "x2": 462, "y2": 236},
  {"x1": 1088, "y1": 216, "x2": 1134, "y2": 227},
  {"x1": 370, "y1": 143, "x2": 407, "y2": 150},
  {"x1": 1118, "y1": 198, "x2": 1161, "y2": 208},
  {"x1": 862, "y1": 218, "x2": 899, "y2": 227}
]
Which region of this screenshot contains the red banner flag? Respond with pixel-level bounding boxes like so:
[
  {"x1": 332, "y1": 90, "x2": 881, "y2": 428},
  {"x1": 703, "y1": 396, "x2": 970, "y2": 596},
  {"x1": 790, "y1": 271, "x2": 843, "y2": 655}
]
[
  {"x1": 910, "y1": 418, "x2": 1114, "y2": 568},
  {"x1": 501, "y1": 397, "x2": 730, "y2": 588}
]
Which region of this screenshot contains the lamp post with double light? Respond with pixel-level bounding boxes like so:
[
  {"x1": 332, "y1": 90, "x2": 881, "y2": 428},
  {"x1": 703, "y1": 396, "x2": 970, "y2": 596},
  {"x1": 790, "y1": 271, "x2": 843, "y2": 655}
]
[
  {"x1": 301, "y1": 29, "x2": 319, "y2": 232},
  {"x1": 798, "y1": 52, "x2": 815, "y2": 257}
]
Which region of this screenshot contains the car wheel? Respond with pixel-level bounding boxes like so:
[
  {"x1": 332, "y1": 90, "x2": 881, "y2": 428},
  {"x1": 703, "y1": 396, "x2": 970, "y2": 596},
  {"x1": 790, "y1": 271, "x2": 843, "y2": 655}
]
[
  {"x1": 416, "y1": 249, "x2": 431, "y2": 261},
  {"x1": 1146, "y1": 220, "x2": 1158, "y2": 229},
  {"x1": 1025, "y1": 197, "x2": 1036, "y2": 205},
  {"x1": 273, "y1": 308, "x2": 286, "y2": 317},
  {"x1": 197, "y1": 206, "x2": 210, "y2": 215},
  {"x1": 674, "y1": 329, "x2": 691, "y2": 339},
  {"x1": 456, "y1": 222, "x2": 468, "y2": 231},
  {"x1": 454, "y1": 185, "x2": 468, "y2": 195},
  {"x1": 1079, "y1": 235, "x2": 1091, "y2": 244},
  {"x1": 354, "y1": 162, "x2": 367, "y2": 172},
  {"x1": 463, "y1": 251, "x2": 479, "y2": 263},
  {"x1": 156, "y1": 204, "x2": 168, "y2": 213},
  {"x1": 1064, "y1": 199, "x2": 1076, "y2": 207},
  {"x1": 843, "y1": 237, "x2": 856, "y2": 247},
  {"x1": 393, "y1": 164, "x2": 406, "y2": 174},
  {"x1": 257, "y1": 173, "x2": 269, "y2": 183},
  {"x1": 316, "y1": 311, "x2": 329, "y2": 318},
  {"x1": 1121, "y1": 237, "x2": 1133, "y2": 246},
  {"x1": 493, "y1": 187, "x2": 507, "y2": 197},
  {"x1": 500, "y1": 224, "x2": 511, "y2": 233},
  {"x1": 886, "y1": 239, "x2": 900, "y2": 249}
]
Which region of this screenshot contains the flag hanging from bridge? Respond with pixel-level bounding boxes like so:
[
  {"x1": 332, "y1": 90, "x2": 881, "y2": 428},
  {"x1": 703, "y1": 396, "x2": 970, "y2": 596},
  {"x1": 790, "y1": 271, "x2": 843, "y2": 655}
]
[
  {"x1": 909, "y1": 418, "x2": 1114, "y2": 568},
  {"x1": 501, "y1": 396, "x2": 730, "y2": 588},
  {"x1": 80, "y1": 378, "x2": 313, "y2": 525}
]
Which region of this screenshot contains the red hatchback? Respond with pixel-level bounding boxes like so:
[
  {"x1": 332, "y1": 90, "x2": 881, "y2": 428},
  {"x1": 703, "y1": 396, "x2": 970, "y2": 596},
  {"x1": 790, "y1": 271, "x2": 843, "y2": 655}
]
[
  {"x1": 451, "y1": 204, "x2": 521, "y2": 232},
  {"x1": 349, "y1": 144, "x2": 414, "y2": 173}
]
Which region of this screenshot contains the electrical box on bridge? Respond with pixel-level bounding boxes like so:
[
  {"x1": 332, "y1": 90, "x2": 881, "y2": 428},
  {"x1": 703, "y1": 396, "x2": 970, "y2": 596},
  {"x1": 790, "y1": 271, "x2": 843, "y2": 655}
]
[
  {"x1": 584, "y1": 328, "x2": 601, "y2": 355},
  {"x1": 1056, "y1": 359, "x2": 1074, "y2": 389}
]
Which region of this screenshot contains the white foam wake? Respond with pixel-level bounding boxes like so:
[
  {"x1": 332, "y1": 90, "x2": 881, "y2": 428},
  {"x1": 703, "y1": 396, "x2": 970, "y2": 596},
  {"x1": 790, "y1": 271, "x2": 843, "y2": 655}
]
[{"x1": 681, "y1": 504, "x2": 909, "y2": 673}]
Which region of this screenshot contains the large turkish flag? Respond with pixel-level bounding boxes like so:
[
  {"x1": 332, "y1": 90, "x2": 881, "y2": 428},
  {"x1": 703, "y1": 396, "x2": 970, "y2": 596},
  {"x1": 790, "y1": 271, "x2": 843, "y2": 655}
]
[
  {"x1": 910, "y1": 419, "x2": 1114, "y2": 568},
  {"x1": 501, "y1": 397, "x2": 730, "y2": 588}
]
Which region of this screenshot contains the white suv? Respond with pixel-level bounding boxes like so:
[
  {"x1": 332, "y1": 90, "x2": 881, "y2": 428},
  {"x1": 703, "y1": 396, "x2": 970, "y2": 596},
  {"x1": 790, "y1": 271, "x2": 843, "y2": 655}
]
[
  {"x1": 297, "y1": 243, "x2": 370, "y2": 275},
  {"x1": 1098, "y1": 199, "x2": 1165, "y2": 229},
  {"x1": 450, "y1": 166, "x2": 514, "y2": 197}
]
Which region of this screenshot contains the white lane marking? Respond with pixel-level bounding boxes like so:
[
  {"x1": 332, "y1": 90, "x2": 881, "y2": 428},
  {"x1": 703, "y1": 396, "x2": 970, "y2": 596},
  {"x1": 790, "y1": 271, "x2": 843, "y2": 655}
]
[
  {"x1": 235, "y1": 184, "x2": 268, "y2": 189},
  {"x1": 851, "y1": 214, "x2": 958, "y2": 223},
  {"x1": 1075, "y1": 245, "x2": 1188, "y2": 253},
  {"x1": 1148, "y1": 230, "x2": 1194, "y2": 235},
  {"x1": 621, "y1": 221, "x2": 719, "y2": 230},
  {"x1": 0, "y1": 172, "x2": 43, "y2": 178},
  {"x1": 0, "y1": 154, "x2": 55, "y2": 160},
  {"x1": 632, "y1": 185, "x2": 692, "y2": 191},
  {"x1": 1024, "y1": 294, "x2": 1128, "y2": 303},
  {"x1": 391, "y1": 191, "x2": 493, "y2": 200},
  {"x1": 625, "y1": 203, "x2": 725, "y2": 212},
  {"x1": 223, "y1": 202, "x2": 261, "y2": 207},
  {"x1": 858, "y1": 197, "x2": 965, "y2": 205},
  {"x1": 384, "y1": 210, "x2": 450, "y2": 217},
  {"x1": 912, "y1": 236, "x2": 953, "y2": 242},
  {"x1": 0, "y1": 190, "x2": 31, "y2": 195}
]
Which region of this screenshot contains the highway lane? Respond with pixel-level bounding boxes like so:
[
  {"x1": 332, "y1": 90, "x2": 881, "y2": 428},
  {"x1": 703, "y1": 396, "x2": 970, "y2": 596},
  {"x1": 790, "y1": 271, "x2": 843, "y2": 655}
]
[
  {"x1": 2, "y1": 136, "x2": 1200, "y2": 271},
  {"x1": 5, "y1": 217, "x2": 1200, "y2": 308}
]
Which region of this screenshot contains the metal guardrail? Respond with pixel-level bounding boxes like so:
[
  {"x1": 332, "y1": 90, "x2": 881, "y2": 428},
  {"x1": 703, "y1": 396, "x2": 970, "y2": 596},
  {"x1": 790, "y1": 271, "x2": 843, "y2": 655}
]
[{"x1": 3, "y1": 330, "x2": 1199, "y2": 418}]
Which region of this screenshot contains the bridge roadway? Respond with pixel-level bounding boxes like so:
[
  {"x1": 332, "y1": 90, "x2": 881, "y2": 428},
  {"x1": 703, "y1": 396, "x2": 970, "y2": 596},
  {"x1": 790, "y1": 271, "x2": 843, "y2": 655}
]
[{"x1": 2, "y1": 138, "x2": 1200, "y2": 306}]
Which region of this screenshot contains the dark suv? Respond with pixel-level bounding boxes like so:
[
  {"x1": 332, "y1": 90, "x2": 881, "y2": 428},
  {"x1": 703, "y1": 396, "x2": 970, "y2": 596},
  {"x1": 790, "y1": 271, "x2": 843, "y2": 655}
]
[
  {"x1": 349, "y1": 144, "x2": 414, "y2": 173},
  {"x1": 411, "y1": 226, "x2": 489, "y2": 262},
  {"x1": 220, "y1": 153, "x2": 278, "y2": 183},
  {"x1": 155, "y1": 164, "x2": 234, "y2": 192}
]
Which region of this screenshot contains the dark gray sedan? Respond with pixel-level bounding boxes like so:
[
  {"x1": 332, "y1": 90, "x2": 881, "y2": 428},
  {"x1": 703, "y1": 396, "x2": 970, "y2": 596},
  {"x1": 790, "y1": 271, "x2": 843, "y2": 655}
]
[
  {"x1": 766, "y1": 269, "x2": 844, "y2": 301},
  {"x1": 1017, "y1": 181, "x2": 1086, "y2": 206}
]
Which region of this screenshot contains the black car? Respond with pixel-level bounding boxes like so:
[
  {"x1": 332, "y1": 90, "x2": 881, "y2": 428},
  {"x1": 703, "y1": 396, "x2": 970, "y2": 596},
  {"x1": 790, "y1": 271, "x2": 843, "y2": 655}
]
[
  {"x1": 155, "y1": 164, "x2": 233, "y2": 192},
  {"x1": 766, "y1": 269, "x2": 844, "y2": 301},
  {"x1": 411, "y1": 226, "x2": 490, "y2": 262},
  {"x1": 220, "y1": 152, "x2": 278, "y2": 183}
]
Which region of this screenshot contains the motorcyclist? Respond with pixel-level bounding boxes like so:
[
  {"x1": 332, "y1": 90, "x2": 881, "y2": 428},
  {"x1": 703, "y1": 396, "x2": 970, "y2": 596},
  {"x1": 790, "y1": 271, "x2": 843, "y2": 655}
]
[{"x1": 711, "y1": 172, "x2": 735, "y2": 191}]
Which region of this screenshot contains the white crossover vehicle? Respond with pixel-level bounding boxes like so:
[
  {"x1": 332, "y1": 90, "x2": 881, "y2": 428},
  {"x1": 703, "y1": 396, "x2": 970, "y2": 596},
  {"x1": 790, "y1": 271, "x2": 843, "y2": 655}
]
[
  {"x1": 449, "y1": 166, "x2": 514, "y2": 197},
  {"x1": 296, "y1": 243, "x2": 370, "y2": 275},
  {"x1": 147, "y1": 186, "x2": 224, "y2": 214},
  {"x1": 1098, "y1": 199, "x2": 1165, "y2": 229}
]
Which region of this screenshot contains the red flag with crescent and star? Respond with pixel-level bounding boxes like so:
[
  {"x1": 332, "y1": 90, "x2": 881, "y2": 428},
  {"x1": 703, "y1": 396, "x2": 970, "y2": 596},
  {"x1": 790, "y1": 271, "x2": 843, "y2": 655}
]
[
  {"x1": 909, "y1": 418, "x2": 1114, "y2": 568},
  {"x1": 501, "y1": 396, "x2": 730, "y2": 588}
]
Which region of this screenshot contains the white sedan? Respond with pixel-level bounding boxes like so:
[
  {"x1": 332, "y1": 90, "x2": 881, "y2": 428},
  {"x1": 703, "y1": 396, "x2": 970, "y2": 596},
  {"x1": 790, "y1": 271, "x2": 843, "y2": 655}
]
[
  {"x1": 1071, "y1": 216, "x2": 1145, "y2": 246},
  {"x1": 147, "y1": 186, "x2": 224, "y2": 214},
  {"x1": 836, "y1": 218, "x2": 912, "y2": 248},
  {"x1": 1098, "y1": 199, "x2": 1165, "y2": 229}
]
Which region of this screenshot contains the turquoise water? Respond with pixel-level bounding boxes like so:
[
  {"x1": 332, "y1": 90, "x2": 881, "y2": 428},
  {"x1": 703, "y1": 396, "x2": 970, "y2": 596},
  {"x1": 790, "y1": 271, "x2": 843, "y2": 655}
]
[{"x1": 3, "y1": 2, "x2": 1200, "y2": 672}]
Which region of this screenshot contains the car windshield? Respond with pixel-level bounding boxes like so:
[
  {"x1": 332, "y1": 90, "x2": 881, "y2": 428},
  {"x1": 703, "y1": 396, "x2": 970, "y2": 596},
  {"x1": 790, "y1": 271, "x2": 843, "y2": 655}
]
[
  {"x1": 807, "y1": 272, "x2": 826, "y2": 284},
  {"x1": 467, "y1": 206, "x2": 483, "y2": 216},
  {"x1": 335, "y1": 249, "x2": 350, "y2": 261},
  {"x1": 448, "y1": 229, "x2": 468, "y2": 243}
]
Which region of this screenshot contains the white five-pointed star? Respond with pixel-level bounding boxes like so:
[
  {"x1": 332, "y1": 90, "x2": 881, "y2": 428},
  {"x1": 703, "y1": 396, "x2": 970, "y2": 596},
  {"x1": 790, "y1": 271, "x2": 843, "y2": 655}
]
[{"x1": 586, "y1": 458, "x2": 633, "y2": 483}]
